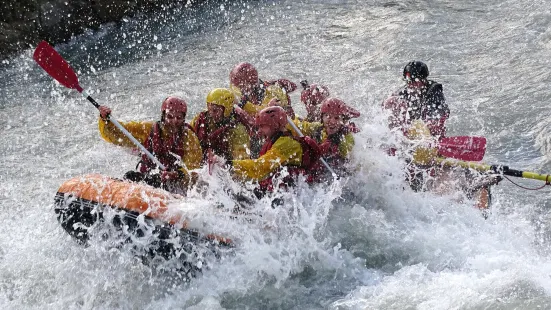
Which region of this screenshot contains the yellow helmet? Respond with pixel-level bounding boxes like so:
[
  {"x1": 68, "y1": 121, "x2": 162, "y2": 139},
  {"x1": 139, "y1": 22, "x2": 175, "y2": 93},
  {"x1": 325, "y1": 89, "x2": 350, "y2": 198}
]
[
  {"x1": 261, "y1": 85, "x2": 289, "y2": 107},
  {"x1": 206, "y1": 88, "x2": 236, "y2": 118},
  {"x1": 229, "y1": 84, "x2": 242, "y2": 98}
]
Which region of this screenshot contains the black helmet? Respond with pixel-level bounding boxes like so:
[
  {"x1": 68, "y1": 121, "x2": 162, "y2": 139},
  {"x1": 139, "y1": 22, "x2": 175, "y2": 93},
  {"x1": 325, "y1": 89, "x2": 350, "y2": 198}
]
[{"x1": 403, "y1": 61, "x2": 429, "y2": 80}]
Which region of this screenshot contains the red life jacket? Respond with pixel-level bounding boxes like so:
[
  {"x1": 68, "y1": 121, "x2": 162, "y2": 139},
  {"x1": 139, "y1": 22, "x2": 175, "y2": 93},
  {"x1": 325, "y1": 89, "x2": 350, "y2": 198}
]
[
  {"x1": 139, "y1": 122, "x2": 190, "y2": 173},
  {"x1": 258, "y1": 131, "x2": 321, "y2": 191},
  {"x1": 193, "y1": 111, "x2": 238, "y2": 162},
  {"x1": 309, "y1": 127, "x2": 350, "y2": 179}
]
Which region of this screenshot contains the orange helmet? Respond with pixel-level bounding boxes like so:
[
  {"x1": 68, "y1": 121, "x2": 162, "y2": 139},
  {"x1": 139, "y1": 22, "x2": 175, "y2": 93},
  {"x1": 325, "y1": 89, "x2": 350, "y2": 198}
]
[
  {"x1": 161, "y1": 96, "x2": 187, "y2": 115},
  {"x1": 230, "y1": 62, "x2": 259, "y2": 89},
  {"x1": 300, "y1": 82, "x2": 330, "y2": 106},
  {"x1": 255, "y1": 106, "x2": 288, "y2": 130},
  {"x1": 320, "y1": 97, "x2": 360, "y2": 119}
]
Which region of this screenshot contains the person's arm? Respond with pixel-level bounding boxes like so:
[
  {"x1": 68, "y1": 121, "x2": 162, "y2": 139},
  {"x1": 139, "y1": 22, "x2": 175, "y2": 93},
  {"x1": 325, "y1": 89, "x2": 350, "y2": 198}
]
[
  {"x1": 98, "y1": 118, "x2": 153, "y2": 147},
  {"x1": 242, "y1": 101, "x2": 269, "y2": 115},
  {"x1": 383, "y1": 95, "x2": 408, "y2": 131},
  {"x1": 233, "y1": 136, "x2": 302, "y2": 181},
  {"x1": 229, "y1": 124, "x2": 251, "y2": 160},
  {"x1": 233, "y1": 106, "x2": 255, "y2": 132},
  {"x1": 339, "y1": 133, "x2": 355, "y2": 158},
  {"x1": 425, "y1": 84, "x2": 449, "y2": 137},
  {"x1": 189, "y1": 113, "x2": 200, "y2": 133},
  {"x1": 181, "y1": 128, "x2": 203, "y2": 170},
  {"x1": 162, "y1": 129, "x2": 202, "y2": 191},
  {"x1": 288, "y1": 119, "x2": 322, "y2": 137}
]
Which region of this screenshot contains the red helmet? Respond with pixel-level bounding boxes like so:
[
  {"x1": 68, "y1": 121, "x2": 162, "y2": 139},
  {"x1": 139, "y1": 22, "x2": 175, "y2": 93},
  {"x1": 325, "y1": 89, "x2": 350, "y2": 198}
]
[
  {"x1": 300, "y1": 83, "x2": 330, "y2": 106},
  {"x1": 320, "y1": 97, "x2": 360, "y2": 119},
  {"x1": 230, "y1": 62, "x2": 259, "y2": 89},
  {"x1": 161, "y1": 96, "x2": 187, "y2": 115},
  {"x1": 255, "y1": 106, "x2": 288, "y2": 130}
]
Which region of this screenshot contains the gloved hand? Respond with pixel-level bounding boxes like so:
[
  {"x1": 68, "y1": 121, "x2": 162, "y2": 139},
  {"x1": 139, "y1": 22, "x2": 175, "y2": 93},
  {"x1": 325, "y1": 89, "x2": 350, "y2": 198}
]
[
  {"x1": 487, "y1": 174, "x2": 503, "y2": 186},
  {"x1": 233, "y1": 106, "x2": 255, "y2": 130},
  {"x1": 207, "y1": 126, "x2": 230, "y2": 148},
  {"x1": 161, "y1": 170, "x2": 181, "y2": 182},
  {"x1": 267, "y1": 78, "x2": 297, "y2": 93},
  {"x1": 207, "y1": 149, "x2": 225, "y2": 175},
  {"x1": 267, "y1": 98, "x2": 281, "y2": 107},
  {"x1": 99, "y1": 105, "x2": 112, "y2": 120},
  {"x1": 347, "y1": 122, "x2": 361, "y2": 133}
]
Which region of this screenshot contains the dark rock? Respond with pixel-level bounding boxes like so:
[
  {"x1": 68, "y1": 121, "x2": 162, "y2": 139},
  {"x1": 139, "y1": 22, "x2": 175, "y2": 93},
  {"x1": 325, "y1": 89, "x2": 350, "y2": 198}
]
[
  {"x1": 0, "y1": 0, "x2": 202, "y2": 61},
  {"x1": 39, "y1": 0, "x2": 71, "y2": 29},
  {"x1": 91, "y1": 1, "x2": 135, "y2": 24}
]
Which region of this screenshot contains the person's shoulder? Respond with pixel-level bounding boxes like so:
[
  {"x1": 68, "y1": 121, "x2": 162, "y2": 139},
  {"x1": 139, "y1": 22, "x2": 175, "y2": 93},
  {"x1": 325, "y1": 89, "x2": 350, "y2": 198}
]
[
  {"x1": 132, "y1": 120, "x2": 155, "y2": 131},
  {"x1": 344, "y1": 132, "x2": 355, "y2": 142},
  {"x1": 427, "y1": 80, "x2": 443, "y2": 90},
  {"x1": 184, "y1": 125, "x2": 199, "y2": 138},
  {"x1": 233, "y1": 122, "x2": 249, "y2": 133},
  {"x1": 395, "y1": 86, "x2": 408, "y2": 96},
  {"x1": 191, "y1": 110, "x2": 207, "y2": 120},
  {"x1": 275, "y1": 135, "x2": 301, "y2": 147}
]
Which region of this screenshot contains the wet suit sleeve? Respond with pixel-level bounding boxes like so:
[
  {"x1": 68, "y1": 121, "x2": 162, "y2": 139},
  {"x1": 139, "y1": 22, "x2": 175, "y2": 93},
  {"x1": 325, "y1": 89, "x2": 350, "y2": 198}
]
[
  {"x1": 232, "y1": 136, "x2": 302, "y2": 181},
  {"x1": 288, "y1": 119, "x2": 323, "y2": 137},
  {"x1": 170, "y1": 129, "x2": 202, "y2": 191},
  {"x1": 98, "y1": 118, "x2": 154, "y2": 147},
  {"x1": 181, "y1": 129, "x2": 203, "y2": 170},
  {"x1": 242, "y1": 101, "x2": 269, "y2": 116},
  {"x1": 383, "y1": 95, "x2": 408, "y2": 133},
  {"x1": 339, "y1": 133, "x2": 355, "y2": 158},
  {"x1": 229, "y1": 124, "x2": 251, "y2": 160},
  {"x1": 189, "y1": 113, "x2": 201, "y2": 132}
]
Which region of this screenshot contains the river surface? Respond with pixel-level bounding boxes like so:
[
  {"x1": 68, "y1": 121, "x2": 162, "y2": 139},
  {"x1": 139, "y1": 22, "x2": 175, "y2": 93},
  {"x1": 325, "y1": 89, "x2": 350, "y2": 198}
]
[{"x1": 2, "y1": 0, "x2": 551, "y2": 309}]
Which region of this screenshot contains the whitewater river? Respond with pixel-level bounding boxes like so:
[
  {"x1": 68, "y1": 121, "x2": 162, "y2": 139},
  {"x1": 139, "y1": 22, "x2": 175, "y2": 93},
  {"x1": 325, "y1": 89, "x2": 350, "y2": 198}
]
[{"x1": 2, "y1": 0, "x2": 551, "y2": 308}]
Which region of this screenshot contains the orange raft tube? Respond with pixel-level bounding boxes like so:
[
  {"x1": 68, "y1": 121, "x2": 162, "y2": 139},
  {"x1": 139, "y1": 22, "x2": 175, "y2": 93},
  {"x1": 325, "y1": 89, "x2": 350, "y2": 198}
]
[{"x1": 54, "y1": 174, "x2": 233, "y2": 257}]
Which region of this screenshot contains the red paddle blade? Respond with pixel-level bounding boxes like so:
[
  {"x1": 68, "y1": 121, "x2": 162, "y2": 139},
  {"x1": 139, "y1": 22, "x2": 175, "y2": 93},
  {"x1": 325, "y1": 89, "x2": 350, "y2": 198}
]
[
  {"x1": 437, "y1": 136, "x2": 487, "y2": 161},
  {"x1": 33, "y1": 41, "x2": 83, "y2": 92}
]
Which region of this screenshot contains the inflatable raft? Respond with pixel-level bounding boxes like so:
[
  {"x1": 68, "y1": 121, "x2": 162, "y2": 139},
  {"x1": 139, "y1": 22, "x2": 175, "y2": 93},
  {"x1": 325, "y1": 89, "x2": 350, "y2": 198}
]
[{"x1": 54, "y1": 174, "x2": 233, "y2": 269}]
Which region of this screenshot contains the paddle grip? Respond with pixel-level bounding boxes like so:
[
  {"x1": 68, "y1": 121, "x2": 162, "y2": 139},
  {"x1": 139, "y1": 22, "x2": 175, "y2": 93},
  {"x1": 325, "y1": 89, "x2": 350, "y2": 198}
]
[
  {"x1": 503, "y1": 166, "x2": 523, "y2": 178},
  {"x1": 84, "y1": 94, "x2": 100, "y2": 109},
  {"x1": 81, "y1": 91, "x2": 167, "y2": 171},
  {"x1": 491, "y1": 165, "x2": 523, "y2": 177}
]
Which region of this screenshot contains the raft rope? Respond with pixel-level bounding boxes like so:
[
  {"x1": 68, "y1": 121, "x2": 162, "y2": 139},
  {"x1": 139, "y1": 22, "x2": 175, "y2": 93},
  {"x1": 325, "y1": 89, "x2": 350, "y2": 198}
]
[{"x1": 503, "y1": 175, "x2": 551, "y2": 191}]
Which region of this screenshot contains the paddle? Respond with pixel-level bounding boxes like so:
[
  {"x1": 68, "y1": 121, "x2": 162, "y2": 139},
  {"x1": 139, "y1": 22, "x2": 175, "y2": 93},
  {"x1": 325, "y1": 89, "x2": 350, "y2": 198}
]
[
  {"x1": 33, "y1": 41, "x2": 166, "y2": 170},
  {"x1": 436, "y1": 158, "x2": 551, "y2": 183},
  {"x1": 437, "y1": 136, "x2": 486, "y2": 161},
  {"x1": 286, "y1": 116, "x2": 338, "y2": 178}
]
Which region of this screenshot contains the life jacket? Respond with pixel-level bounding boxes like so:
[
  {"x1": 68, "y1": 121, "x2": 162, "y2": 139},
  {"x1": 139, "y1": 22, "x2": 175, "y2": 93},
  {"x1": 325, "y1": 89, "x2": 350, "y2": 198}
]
[
  {"x1": 194, "y1": 111, "x2": 237, "y2": 162},
  {"x1": 311, "y1": 126, "x2": 349, "y2": 177},
  {"x1": 258, "y1": 131, "x2": 321, "y2": 191},
  {"x1": 396, "y1": 80, "x2": 449, "y2": 138},
  {"x1": 139, "y1": 122, "x2": 191, "y2": 173}
]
